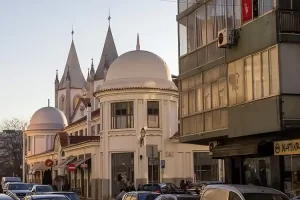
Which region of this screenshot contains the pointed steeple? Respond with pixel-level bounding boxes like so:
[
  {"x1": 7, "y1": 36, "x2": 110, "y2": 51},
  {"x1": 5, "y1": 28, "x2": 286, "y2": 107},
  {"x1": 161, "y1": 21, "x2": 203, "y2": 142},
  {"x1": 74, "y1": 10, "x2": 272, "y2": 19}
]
[
  {"x1": 59, "y1": 31, "x2": 86, "y2": 89},
  {"x1": 87, "y1": 68, "x2": 90, "y2": 82},
  {"x1": 55, "y1": 70, "x2": 59, "y2": 84},
  {"x1": 94, "y1": 15, "x2": 118, "y2": 80},
  {"x1": 90, "y1": 58, "x2": 95, "y2": 78},
  {"x1": 136, "y1": 33, "x2": 140, "y2": 50}
]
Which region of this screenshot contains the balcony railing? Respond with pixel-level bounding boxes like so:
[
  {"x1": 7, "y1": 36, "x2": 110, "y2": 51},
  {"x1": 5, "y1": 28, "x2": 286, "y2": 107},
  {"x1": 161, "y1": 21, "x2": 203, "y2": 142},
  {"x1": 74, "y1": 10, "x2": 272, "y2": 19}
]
[{"x1": 279, "y1": 10, "x2": 300, "y2": 33}]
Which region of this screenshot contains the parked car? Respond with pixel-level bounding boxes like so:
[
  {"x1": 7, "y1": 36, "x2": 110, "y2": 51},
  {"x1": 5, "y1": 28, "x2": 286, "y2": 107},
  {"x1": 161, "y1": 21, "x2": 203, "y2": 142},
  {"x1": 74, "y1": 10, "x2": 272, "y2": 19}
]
[
  {"x1": 46, "y1": 192, "x2": 79, "y2": 200},
  {"x1": 24, "y1": 194, "x2": 70, "y2": 200},
  {"x1": 27, "y1": 184, "x2": 37, "y2": 191},
  {"x1": 186, "y1": 181, "x2": 223, "y2": 195},
  {"x1": 5, "y1": 191, "x2": 21, "y2": 200},
  {"x1": 1, "y1": 177, "x2": 22, "y2": 188},
  {"x1": 122, "y1": 191, "x2": 160, "y2": 200},
  {"x1": 29, "y1": 185, "x2": 54, "y2": 195},
  {"x1": 154, "y1": 194, "x2": 200, "y2": 200},
  {"x1": 200, "y1": 184, "x2": 289, "y2": 200},
  {"x1": 142, "y1": 183, "x2": 188, "y2": 194},
  {"x1": 0, "y1": 194, "x2": 15, "y2": 200},
  {"x1": 4, "y1": 182, "x2": 31, "y2": 199}
]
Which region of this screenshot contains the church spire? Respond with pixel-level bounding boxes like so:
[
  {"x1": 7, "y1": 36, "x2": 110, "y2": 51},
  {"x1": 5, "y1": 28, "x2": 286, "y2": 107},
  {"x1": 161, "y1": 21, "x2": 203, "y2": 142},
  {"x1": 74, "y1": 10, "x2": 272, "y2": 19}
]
[
  {"x1": 90, "y1": 58, "x2": 95, "y2": 78},
  {"x1": 108, "y1": 9, "x2": 111, "y2": 27},
  {"x1": 58, "y1": 29, "x2": 86, "y2": 89},
  {"x1": 94, "y1": 15, "x2": 118, "y2": 80},
  {"x1": 55, "y1": 70, "x2": 59, "y2": 84},
  {"x1": 136, "y1": 33, "x2": 140, "y2": 50}
]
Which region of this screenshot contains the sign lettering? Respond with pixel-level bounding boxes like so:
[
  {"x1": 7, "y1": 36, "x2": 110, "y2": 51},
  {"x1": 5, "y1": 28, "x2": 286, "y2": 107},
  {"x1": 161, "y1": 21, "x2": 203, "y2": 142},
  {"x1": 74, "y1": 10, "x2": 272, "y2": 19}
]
[{"x1": 274, "y1": 139, "x2": 300, "y2": 155}]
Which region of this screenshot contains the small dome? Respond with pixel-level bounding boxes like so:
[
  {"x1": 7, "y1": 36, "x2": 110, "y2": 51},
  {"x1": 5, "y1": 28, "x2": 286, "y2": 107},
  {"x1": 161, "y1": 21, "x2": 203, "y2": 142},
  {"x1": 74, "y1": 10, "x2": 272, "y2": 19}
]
[
  {"x1": 101, "y1": 50, "x2": 177, "y2": 91},
  {"x1": 27, "y1": 107, "x2": 68, "y2": 131}
]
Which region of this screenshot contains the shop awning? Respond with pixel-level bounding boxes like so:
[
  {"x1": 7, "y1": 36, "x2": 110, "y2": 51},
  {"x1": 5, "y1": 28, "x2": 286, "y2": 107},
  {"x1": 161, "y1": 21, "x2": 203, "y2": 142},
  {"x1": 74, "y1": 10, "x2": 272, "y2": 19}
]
[
  {"x1": 73, "y1": 157, "x2": 91, "y2": 167},
  {"x1": 57, "y1": 156, "x2": 77, "y2": 168},
  {"x1": 29, "y1": 162, "x2": 49, "y2": 174}
]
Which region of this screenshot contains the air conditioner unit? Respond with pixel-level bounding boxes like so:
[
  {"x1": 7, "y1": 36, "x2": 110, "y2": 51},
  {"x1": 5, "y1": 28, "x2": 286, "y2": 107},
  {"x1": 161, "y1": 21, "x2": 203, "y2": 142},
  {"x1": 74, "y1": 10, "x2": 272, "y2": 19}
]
[
  {"x1": 217, "y1": 28, "x2": 238, "y2": 48},
  {"x1": 209, "y1": 141, "x2": 218, "y2": 155}
]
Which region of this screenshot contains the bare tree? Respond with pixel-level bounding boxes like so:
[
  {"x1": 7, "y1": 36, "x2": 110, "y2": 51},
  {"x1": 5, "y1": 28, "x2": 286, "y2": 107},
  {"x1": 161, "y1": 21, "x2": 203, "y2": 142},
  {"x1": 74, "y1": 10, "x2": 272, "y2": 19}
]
[{"x1": 0, "y1": 118, "x2": 27, "y2": 177}]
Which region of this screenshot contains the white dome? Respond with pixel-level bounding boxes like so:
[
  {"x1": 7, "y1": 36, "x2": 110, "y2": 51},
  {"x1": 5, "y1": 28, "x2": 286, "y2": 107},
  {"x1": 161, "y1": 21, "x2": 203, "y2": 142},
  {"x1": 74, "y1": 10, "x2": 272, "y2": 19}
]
[
  {"x1": 27, "y1": 107, "x2": 68, "y2": 131},
  {"x1": 101, "y1": 50, "x2": 177, "y2": 91}
]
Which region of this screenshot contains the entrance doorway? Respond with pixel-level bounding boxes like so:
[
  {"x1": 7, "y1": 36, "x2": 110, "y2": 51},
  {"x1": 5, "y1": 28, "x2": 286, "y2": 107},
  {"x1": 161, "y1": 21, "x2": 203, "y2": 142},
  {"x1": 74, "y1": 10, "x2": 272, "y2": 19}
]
[{"x1": 111, "y1": 153, "x2": 134, "y2": 197}]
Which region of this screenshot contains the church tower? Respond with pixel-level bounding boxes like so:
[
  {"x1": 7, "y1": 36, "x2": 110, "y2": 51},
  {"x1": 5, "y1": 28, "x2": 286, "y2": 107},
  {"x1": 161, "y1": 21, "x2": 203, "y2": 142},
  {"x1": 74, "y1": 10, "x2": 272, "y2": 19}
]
[
  {"x1": 54, "y1": 30, "x2": 86, "y2": 123},
  {"x1": 93, "y1": 13, "x2": 119, "y2": 109}
]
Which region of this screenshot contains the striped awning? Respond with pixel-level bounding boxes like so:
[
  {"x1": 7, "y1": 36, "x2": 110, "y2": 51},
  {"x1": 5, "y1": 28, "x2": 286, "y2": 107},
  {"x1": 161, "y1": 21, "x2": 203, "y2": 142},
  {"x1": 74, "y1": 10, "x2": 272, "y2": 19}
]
[
  {"x1": 72, "y1": 157, "x2": 91, "y2": 167},
  {"x1": 29, "y1": 162, "x2": 49, "y2": 174}
]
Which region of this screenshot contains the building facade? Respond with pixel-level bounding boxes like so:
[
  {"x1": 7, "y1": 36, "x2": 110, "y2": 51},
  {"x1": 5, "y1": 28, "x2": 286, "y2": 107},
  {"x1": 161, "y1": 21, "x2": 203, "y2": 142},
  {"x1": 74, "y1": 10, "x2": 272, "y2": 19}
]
[
  {"x1": 25, "y1": 20, "x2": 221, "y2": 200},
  {"x1": 177, "y1": 0, "x2": 300, "y2": 195}
]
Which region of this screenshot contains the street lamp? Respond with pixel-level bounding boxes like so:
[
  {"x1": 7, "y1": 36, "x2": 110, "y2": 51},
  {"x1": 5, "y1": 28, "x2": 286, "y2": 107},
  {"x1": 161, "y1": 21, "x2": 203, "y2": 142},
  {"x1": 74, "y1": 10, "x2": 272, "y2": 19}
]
[{"x1": 139, "y1": 128, "x2": 146, "y2": 147}]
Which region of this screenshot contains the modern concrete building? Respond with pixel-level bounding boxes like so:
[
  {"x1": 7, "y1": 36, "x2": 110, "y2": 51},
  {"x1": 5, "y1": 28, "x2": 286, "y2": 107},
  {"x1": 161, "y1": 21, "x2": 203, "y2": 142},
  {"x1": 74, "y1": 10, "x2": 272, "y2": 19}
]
[{"x1": 177, "y1": 0, "x2": 300, "y2": 194}]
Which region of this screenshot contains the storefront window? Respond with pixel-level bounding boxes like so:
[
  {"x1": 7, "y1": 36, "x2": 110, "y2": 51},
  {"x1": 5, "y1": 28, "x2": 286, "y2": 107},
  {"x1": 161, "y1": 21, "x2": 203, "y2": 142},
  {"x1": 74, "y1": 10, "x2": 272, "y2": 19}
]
[
  {"x1": 243, "y1": 157, "x2": 271, "y2": 187},
  {"x1": 193, "y1": 152, "x2": 219, "y2": 181},
  {"x1": 284, "y1": 155, "x2": 300, "y2": 197}
]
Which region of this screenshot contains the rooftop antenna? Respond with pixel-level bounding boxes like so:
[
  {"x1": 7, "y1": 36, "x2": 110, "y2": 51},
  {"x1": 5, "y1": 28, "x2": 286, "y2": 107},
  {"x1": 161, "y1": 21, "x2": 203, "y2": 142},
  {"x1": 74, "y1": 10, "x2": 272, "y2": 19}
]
[
  {"x1": 71, "y1": 26, "x2": 74, "y2": 40},
  {"x1": 108, "y1": 8, "x2": 111, "y2": 26}
]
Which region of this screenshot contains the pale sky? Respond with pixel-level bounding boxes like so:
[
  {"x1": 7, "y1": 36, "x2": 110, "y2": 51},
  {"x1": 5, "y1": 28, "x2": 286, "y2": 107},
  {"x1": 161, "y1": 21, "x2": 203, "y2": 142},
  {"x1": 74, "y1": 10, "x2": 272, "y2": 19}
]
[{"x1": 0, "y1": 0, "x2": 178, "y2": 122}]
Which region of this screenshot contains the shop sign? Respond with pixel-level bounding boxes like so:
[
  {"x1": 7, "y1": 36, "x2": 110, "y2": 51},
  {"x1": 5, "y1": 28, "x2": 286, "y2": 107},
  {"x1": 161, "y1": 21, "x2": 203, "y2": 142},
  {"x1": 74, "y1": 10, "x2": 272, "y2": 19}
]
[
  {"x1": 274, "y1": 139, "x2": 300, "y2": 155},
  {"x1": 80, "y1": 164, "x2": 87, "y2": 168}
]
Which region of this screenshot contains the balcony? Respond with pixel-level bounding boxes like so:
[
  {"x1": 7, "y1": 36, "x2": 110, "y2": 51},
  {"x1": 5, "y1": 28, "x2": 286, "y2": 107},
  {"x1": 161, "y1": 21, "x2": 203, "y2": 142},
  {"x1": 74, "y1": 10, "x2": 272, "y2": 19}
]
[{"x1": 278, "y1": 10, "x2": 300, "y2": 42}]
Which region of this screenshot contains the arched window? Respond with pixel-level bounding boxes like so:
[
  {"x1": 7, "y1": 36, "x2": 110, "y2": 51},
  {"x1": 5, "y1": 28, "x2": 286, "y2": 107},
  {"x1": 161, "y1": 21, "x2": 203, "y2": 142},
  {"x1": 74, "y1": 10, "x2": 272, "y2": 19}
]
[
  {"x1": 73, "y1": 95, "x2": 81, "y2": 110},
  {"x1": 59, "y1": 95, "x2": 65, "y2": 112}
]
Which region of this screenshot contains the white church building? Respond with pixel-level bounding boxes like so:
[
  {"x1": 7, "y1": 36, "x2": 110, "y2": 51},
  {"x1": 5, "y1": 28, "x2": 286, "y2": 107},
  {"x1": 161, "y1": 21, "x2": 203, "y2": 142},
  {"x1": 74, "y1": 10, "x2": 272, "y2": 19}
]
[{"x1": 25, "y1": 20, "x2": 221, "y2": 200}]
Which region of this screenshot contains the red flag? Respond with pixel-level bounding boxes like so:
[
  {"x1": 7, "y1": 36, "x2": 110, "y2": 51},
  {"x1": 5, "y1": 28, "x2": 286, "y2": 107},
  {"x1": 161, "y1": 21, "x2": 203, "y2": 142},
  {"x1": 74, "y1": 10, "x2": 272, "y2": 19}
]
[{"x1": 242, "y1": 0, "x2": 253, "y2": 22}]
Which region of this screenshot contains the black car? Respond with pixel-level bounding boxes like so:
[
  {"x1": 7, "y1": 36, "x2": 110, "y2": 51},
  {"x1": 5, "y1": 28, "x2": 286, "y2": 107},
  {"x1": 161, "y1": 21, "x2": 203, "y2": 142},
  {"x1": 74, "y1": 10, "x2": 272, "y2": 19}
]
[
  {"x1": 46, "y1": 192, "x2": 79, "y2": 200},
  {"x1": 155, "y1": 194, "x2": 200, "y2": 200},
  {"x1": 142, "y1": 183, "x2": 188, "y2": 194}
]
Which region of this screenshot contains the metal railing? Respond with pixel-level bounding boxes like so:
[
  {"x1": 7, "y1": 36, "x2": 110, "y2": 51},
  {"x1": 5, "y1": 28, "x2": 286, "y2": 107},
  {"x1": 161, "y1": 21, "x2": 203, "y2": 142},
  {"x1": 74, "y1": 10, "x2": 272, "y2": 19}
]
[{"x1": 279, "y1": 10, "x2": 300, "y2": 33}]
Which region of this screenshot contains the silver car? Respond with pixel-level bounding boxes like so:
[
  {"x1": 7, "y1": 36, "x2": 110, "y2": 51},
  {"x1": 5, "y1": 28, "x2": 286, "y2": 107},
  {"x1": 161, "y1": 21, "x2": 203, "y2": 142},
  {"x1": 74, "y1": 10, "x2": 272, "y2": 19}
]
[
  {"x1": 200, "y1": 184, "x2": 289, "y2": 200},
  {"x1": 4, "y1": 182, "x2": 30, "y2": 199},
  {"x1": 0, "y1": 194, "x2": 15, "y2": 200}
]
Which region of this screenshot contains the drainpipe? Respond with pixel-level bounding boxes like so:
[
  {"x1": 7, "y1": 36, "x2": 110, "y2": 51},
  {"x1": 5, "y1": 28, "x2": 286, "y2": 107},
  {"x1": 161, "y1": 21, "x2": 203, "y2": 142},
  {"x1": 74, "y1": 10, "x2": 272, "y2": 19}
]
[{"x1": 87, "y1": 103, "x2": 92, "y2": 136}]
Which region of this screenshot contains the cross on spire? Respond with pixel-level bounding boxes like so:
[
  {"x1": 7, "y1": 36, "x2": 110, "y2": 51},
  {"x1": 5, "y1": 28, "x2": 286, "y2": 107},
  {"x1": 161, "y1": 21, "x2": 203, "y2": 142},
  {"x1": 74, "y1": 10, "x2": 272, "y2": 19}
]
[
  {"x1": 71, "y1": 26, "x2": 74, "y2": 40},
  {"x1": 108, "y1": 9, "x2": 111, "y2": 26}
]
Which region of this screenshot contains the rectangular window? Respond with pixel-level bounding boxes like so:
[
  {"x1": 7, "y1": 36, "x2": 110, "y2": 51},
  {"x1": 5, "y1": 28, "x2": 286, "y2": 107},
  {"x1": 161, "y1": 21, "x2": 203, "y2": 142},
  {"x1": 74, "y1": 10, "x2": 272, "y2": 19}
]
[
  {"x1": 91, "y1": 126, "x2": 95, "y2": 136},
  {"x1": 227, "y1": 0, "x2": 234, "y2": 29},
  {"x1": 181, "y1": 79, "x2": 189, "y2": 91},
  {"x1": 196, "y1": 6, "x2": 206, "y2": 47},
  {"x1": 269, "y1": 46, "x2": 279, "y2": 95},
  {"x1": 111, "y1": 102, "x2": 134, "y2": 129},
  {"x1": 235, "y1": 59, "x2": 245, "y2": 104},
  {"x1": 245, "y1": 56, "x2": 253, "y2": 101},
  {"x1": 253, "y1": 53, "x2": 262, "y2": 99},
  {"x1": 206, "y1": 0, "x2": 217, "y2": 43},
  {"x1": 189, "y1": 90, "x2": 196, "y2": 114},
  {"x1": 188, "y1": 12, "x2": 196, "y2": 52},
  {"x1": 212, "y1": 82, "x2": 219, "y2": 109},
  {"x1": 259, "y1": 0, "x2": 274, "y2": 16},
  {"x1": 219, "y1": 79, "x2": 227, "y2": 106},
  {"x1": 203, "y1": 84, "x2": 211, "y2": 110},
  {"x1": 27, "y1": 136, "x2": 31, "y2": 151},
  {"x1": 216, "y1": 0, "x2": 226, "y2": 33},
  {"x1": 196, "y1": 114, "x2": 204, "y2": 133},
  {"x1": 182, "y1": 92, "x2": 189, "y2": 116},
  {"x1": 262, "y1": 50, "x2": 270, "y2": 97},
  {"x1": 196, "y1": 87, "x2": 203, "y2": 112},
  {"x1": 220, "y1": 108, "x2": 228, "y2": 128},
  {"x1": 204, "y1": 111, "x2": 213, "y2": 131},
  {"x1": 75, "y1": 131, "x2": 78, "y2": 136},
  {"x1": 147, "y1": 101, "x2": 159, "y2": 128},
  {"x1": 228, "y1": 62, "x2": 237, "y2": 105},
  {"x1": 179, "y1": 18, "x2": 188, "y2": 56},
  {"x1": 195, "y1": 73, "x2": 202, "y2": 86},
  {"x1": 234, "y1": 0, "x2": 242, "y2": 27},
  {"x1": 79, "y1": 130, "x2": 83, "y2": 136}
]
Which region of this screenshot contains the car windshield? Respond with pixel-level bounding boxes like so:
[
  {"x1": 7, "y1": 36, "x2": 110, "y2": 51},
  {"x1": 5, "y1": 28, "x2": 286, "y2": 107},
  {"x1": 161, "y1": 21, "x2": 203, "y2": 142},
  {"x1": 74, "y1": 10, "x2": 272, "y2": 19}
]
[
  {"x1": 55, "y1": 193, "x2": 80, "y2": 200},
  {"x1": 27, "y1": 184, "x2": 35, "y2": 190},
  {"x1": 8, "y1": 184, "x2": 29, "y2": 190},
  {"x1": 142, "y1": 185, "x2": 160, "y2": 191},
  {"x1": 165, "y1": 183, "x2": 179, "y2": 190},
  {"x1": 243, "y1": 193, "x2": 290, "y2": 200},
  {"x1": 138, "y1": 193, "x2": 160, "y2": 200},
  {"x1": 36, "y1": 186, "x2": 54, "y2": 192}
]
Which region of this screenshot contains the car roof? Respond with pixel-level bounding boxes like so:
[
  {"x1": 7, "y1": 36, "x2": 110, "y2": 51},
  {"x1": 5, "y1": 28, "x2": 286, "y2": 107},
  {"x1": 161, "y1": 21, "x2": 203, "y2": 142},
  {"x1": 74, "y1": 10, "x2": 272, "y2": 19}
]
[
  {"x1": 30, "y1": 194, "x2": 67, "y2": 198},
  {"x1": 205, "y1": 184, "x2": 285, "y2": 195},
  {"x1": 6, "y1": 182, "x2": 26, "y2": 185},
  {"x1": 34, "y1": 185, "x2": 51, "y2": 187},
  {"x1": 47, "y1": 192, "x2": 75, "y2": 194},
  {"x1": 127, "y1": 191, "x2": 160, "y2": 194}
]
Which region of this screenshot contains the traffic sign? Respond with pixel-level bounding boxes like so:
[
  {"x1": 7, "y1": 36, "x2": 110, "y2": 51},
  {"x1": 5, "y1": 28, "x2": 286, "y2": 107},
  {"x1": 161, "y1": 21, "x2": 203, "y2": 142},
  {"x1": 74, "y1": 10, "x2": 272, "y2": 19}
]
[
  {"x1": 45, "y1": 159, "x2": 54, "y2": 167},
  {"x1": 161, "y1": 160, "x2": 165, "y2": 169},
  {"x1": 68, "y1": 163, "x2": 76, "y2": 172},
  {"x1": 146, "y1": 145, "x2": 158, "y2": 158}
]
